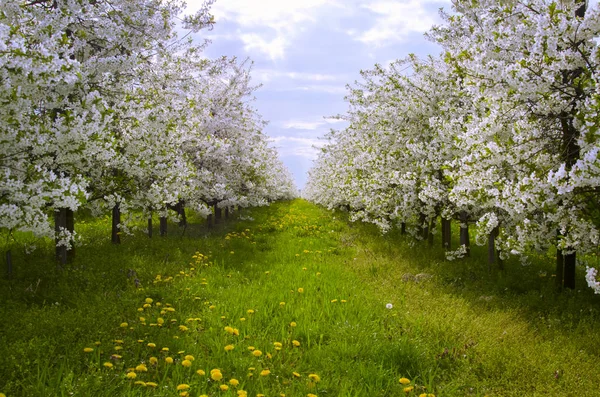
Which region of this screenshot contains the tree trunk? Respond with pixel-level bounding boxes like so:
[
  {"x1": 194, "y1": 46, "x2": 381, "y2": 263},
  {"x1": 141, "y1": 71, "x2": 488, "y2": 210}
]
[
  {"x1": 400, "y1": 222, "x2": 406, "y2": 235},
  {"x1": 556, "y1": 247, "x2": 564, "y2": 289},
  {"x1": 459, "y1": 212, "x2": 470, "y2": 257},
  {"x1": 214, "y1": 204, "x2": 222, "y2": 224},
  {"x1": 419, "y1": 213, "x2": 427, "y2": 241},
  {"x1": 428, "y1": 218, "x2": 435, "y2": 246},
  {"x1": 225, "y1": 207, "x2": 229, "y2": 219},
  {"x1": 111, "y1": 203, "x2": 121, "y2": 244},
  {"x1": 556, "y1": 234, "x2": 576, "y2": 290},
  {"x1": 442, "y1": 218, "x2": 451, "y2": 250},
  {"x1": 159, "y1": 216, "x2": 167, "y2": 236},
  {"x1": 177, "y1": 200, "x2": 187, "y2": 227},
  {"x1": 147, "y1": 216, "x2": 153, "y2": 238},
  {"x1": 487, "y1": 227, "x2": 497, "y2": 271},
  {"x1": 206, "y1": 214, "x2": 213, "y2": 228},
  {"x1": 6, "y1": 250, "x2": 12, "y2": 280},
  {"x1": 55, "y1": 208, "x2": 74, "y2": 265}
]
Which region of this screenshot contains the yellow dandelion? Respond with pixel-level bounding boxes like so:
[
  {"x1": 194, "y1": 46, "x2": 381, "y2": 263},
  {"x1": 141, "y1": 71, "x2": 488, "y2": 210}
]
[
  {"x1": 149, "y1": 357, "x2": 158, "y2": 365},
  {"x1": 146, "y1": 382, "x2": 158, "y2": 387},
  {"x1": 178, "y1": 325, "x2": 189, "y2": 332},
  {"x1": 182, "y1": 360, "x2": 192, "y2": 367},
  {"x1": 165, "y1": 357, "x2": 173, "y2": 364},
  {"x1": 280, "y1": 302, "x2": 285, "y2": 306},
  {"x1": 330, "y1": 299, "x2": 338, "y2": 303},
  {"x1": 229, "y1": 379, "x2": 239, "y2": 386},
  {"x1": 161, "y1": 347, "x2": 169, "y2": 352},
  {"x1": 237, "y1": 390, "x2": 248, "y2": 396},
  {"x1": 137, "y1": 339, "x2": 144, "y2": 343},
  {"x1": 274, "y1": 342, "x2": 282, "y2": 350},
  {"x1": 224, "y1": 344, "x2": 235, "y2": 352},
  {"x1": 145, "y1": 298, "x2": 153, "y2": 304},
  {"x1": 403, "y1": 386, "x2": 414, "y2": 393},
  {"x1": 290, "y1": 322, "x2": 297, "y2": 327},
  {"x1": 248, "y1": 346, "x2": 255, "y2": 351},
  {"x1": 297, "y1": 288, "x2": 304, "y2": 293},
  {"x1": 114, "y1": 346, "x2": 123, "y2": 351},
  {"x1": 94, "y1": 341, "x2": 101, "y2": 346},
  {"x1": 233, "y1": 328, "x2": 239, "y2": 335},
  {"x1": 209, "y1": 305, "x2": 216, "y2": 310},
  {"x1": 248, "y1": 367, "x2": 255, "y2": 371},
  {"x1": 399, "y1": 377, "x2": 411, "y2": 385},
  {"x1": 157, "y1": 318, "x2": 164, "y2": 325},
  {"x1": 197, "y1": 369, "x2": 206, "y2": 376},
  {"x1": 83, "y1": 347, "x2": 94, "y2": 353},
  {"x1": 260, "y1": 369, "x2": 271, "y2": 376},
  {"x1": 307, "y1": 394, "x2": 317, "y2": 397},
  {"x1": 292, "y1": 372, "x2": 301, "y2": 378},
  {"x1": 180, "y1": 392, "x2": 189, "y2": 397},
  {"x1": 135, "y1": 364, "x2": 148, "y2": 372},
  {"x1": 120, "y1": 322, "x2": 128, "y2": 328},
  {"x1": 103, "y1": 362, "x2": 113, "y2": 369},
  {"x1": 240, "y1": 317, "x2": 246, "y2": 322},
  {"x1": 252, "y1": 350, "x2": 262, "y2": 357},
  {"x1": 134, "y1": 381, "x2": 146, "y2": 386},
  {"x1": 224, "y1": 326, "x2": 234, "y2": 334},
  {"x1": 308, "y1": 374, "x2": 320, "y2": 382},
  {"x1": 247, "y1": 309, "x2": 254, "y2": 314},
  {"x1": 211, "y1": 369, "x2": 223, "y2": 381},
  {"x1": 184, "y1": 355, "x2": 194, "y2": 361},
  {"x1": 220, "y1": 384, "x2": 229, "y2": 391},
  {"x1": 176, "y1": 384, "x2": 190, "y2": 391},
  {"x1": 341, "y1": 300, "x2": 347, "y2": 303},
  {"x1": 147, "y1": 343, "x2": 156, "y2": 348},
  {"x1": 126, "y1": 372, "x2": 137, "y2": 379},
  {"x1": 292, "y1": 340, "x2": 300, "y2": 347}
]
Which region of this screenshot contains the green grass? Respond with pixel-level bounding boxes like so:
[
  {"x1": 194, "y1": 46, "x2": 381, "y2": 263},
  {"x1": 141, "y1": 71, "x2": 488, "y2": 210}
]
[{"x1": 1, "y1": 199, "x2": 599, "y2": 397}]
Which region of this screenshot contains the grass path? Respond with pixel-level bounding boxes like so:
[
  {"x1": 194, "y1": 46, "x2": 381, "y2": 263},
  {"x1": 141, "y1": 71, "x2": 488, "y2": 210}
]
[{"x1": 1, "y1": 199, "x2": 599, "y2": 397}]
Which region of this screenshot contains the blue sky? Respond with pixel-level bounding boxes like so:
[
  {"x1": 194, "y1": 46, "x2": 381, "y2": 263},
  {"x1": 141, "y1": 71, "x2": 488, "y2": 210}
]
[{"x1": 186, "y1": 0, "x2": 453, "y2": 189}]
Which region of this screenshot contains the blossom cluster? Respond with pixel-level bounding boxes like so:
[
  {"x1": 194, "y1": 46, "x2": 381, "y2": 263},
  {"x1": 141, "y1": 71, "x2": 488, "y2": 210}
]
[
  {"x1": 0, "y1": 0, "x2": 296, "y2": 244},
  {"x1": 305, "y1": 1, "x2": 600, "y2": 291}
]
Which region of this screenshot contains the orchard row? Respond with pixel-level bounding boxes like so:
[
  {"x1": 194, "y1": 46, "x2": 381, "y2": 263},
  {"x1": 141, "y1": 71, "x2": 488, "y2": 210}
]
[
  {"x1": 305, "y1": 0, "x2": 600, "y2": 292},
  {"x1": 0, "y1": 0, "x2": 296, "y2": 260}
]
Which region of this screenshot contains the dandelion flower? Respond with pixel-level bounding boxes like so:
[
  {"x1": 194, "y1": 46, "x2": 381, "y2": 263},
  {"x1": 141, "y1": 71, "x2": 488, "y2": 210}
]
[
  {"x1": 176, "y1": 384, "x2": 190, "y2": 391},
  {"x1": 403, "y1": 386, "x2": 414, "y2": 393},
  {"x1": 280, "y1": 302, "x2": 285, "y2": 306},
  {"x1": 237, "y1": 390, "x2": 247, "y2": 396},
  {"x1": 135, "y1": 364, "x2": 148, "y2": 372},
  {"x1": 157, "y1": 318, "x2": 165, "y2": 325},
  {"x1": 252, "y1": 350, "x2": 262, "y2": 357},
  {"x1": 229, "y1": 379, "x2": 239, "y2": 386},
  {"x1": 224, "y1": 344, "x2": 235, "y2": 352},
  {"x1": 161, "y1": 347, "x2": 169, "y2": 352},
  {"x1": 399, "y1": 377, "x2": 410, "y2": 385},
  {"x1": 182, "y1": 360, "x2": 192, "y2": 367},
  {"x1": 247, "y1": 309, "x2": 254, "y2": 314},
  {"x1": 308, "y1": 394, "x2": 317, "y2": 397},
  {"x1": 149, "y1": 357, "x2": 158, "y2": 365},
  {"x1": 211, "y1": 369, "x2": 223, "y2": 381},
  {"x1": 83, "y1": 347, "x2": 94, "y2": 353},
  {"x1": 248, "y1": 346, "x2": 255, "y2": 351},
  {"x1": 290, "y1": 322, "x2": 297, "y2": 327},
  {"x1": 120, "y1": 322, "x2": 128, "y2": 328},
  {"x1": 103, "y1": 362, "x2": 114, "y2": 369},
  {"x1": 386, "y1": 303, "x2": 393, "y2": 309},
  {"x1": 224, "y1": 326, "x2": 234, "y2": 334},
  {"x1": 260, "y1": 369, "x2": 271, "y2": 376},
  {"x1": 114, "y1": 346, "x2": 123, "y2": 351},
  {"x1": 165, "y1": 357, "x2": 174, "y2": 364},
  {"x1": 180, "y1": 392, "x2": 189, "y2": 397},
  {"x1": 146, "y1": 382, "x2": 158, "y2": 388},
  {"x1": 197, "y1": 369, "x2": 206, "y2": 376},
  {"x1": 240, "y1": 317, "x2": 246, "y2": 322},
  {"x1": 293, "y1": 372, "x2": 301, "y2": 378},
  {"x1": 134, "y1": 381, "x2": 146, "y2": 386},
  {"x1": 308, "y1": 374, "x2": 320, "y2": 382},
  {"x1": 220, "y1": 384, "x2": 229, "y2": 391},
  {"x1": 209, "y1": 305, "x2": 216, "y2": 310},
  {"x1": 145, "y1": 298, "x2": 153, "y2": 304},
  {"x1": 297, "y1": 288, "x2": 304, "y2": 293},
  {"x1": 147, "y1": 343, "x2": 156, "y2": 348},
  {"x1": 274, "y1": 342, "x2": 282, "y2": 350},
  {"x1": 126, "y1": 372, "x2": 137, "y2": 379},
  {"x1": 184, "y1": 355, "x2": 194, "y2": 361},
  {"x1": 292, "y1": 340, "x2": 300, "y2": 347}
]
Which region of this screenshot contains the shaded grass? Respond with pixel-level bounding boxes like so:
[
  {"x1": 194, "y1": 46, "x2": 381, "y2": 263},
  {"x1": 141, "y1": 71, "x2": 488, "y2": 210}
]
[{"x1": 0, "y1": 200, "x2": 599, "y2": 397}]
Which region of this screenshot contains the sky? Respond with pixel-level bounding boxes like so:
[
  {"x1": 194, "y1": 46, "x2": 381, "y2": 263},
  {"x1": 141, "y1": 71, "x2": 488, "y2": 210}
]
[{"x1": 185, "y1": 0, "x2": 453, "y2": 189}]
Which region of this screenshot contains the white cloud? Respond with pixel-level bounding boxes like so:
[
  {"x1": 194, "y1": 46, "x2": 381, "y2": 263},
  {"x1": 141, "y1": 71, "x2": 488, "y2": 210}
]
[
  {"x1": 356, "y1": 0, "x2": 448, "y2": 46},
  {"x1": 186, "y1": 0, "x2": 344, "y2": 60},
  {"x1": 252, "y1": 69, "x2": 345, "y2": 84},
  {"x1": 269, "y1": 136, "x2": 326, "y2": 158},
  {"x1": 282, "y1": 117, "x2": 346, "y2": 130}
]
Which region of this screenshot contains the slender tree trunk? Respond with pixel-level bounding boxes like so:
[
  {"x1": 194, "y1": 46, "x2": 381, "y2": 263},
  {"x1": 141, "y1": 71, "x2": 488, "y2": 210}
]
[
  {"x1": 206, "y1": 214, "x2": 213, "y2": 228},
  {"x1": 442, "y1": 218, "x2": 451, "y2": 250},
  {"x1": 159, "y1": 216, "x2": 167, "y2": 236},
  {"x1": 487, "y1": 227, "x2": 497, "y2": 271},
  {"x1": 225, "y1": 207, "x2": 229, "y2": 219},
  {"x1": 419, "y1": 213, "x2": 427, "y2": 240},
  {"x1": 177, "y1": 200, "x2": 187, "y2": 227},
  {"x1": 55, "y1": 208, "x2": 74, "y2": 265},
  {"x1": 459, "y1": 211, "x2": 470, "y2": 257},
  {"x1": 556, "y1": 233, "x2": 576, "y2": 290},
  {"x1": 428, "y1": 218, "x2": 435, "y2": 246},
  {"x1": 400, "y1": 222, "x2": 406, "y2": 235},
  {"x1": 111, "y1": 204, "x2": 121, "y2": 244},
  {"x1": 6, "y1": 250, "x2": 12, "y2": 280},
  {"x1": 214, "y1": 204, "x2": 222, "y2": 224},
  {"x1": 147, "y1": 216, "x2": 153, "y2": 238},
  {"x1": 556, "y1": 246, "x2": 564, "y2": 289}
]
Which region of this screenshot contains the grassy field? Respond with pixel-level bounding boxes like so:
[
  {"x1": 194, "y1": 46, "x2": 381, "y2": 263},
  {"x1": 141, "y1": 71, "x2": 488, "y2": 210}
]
[{"x1": 1, "y1": 199, "x2": 599, "y2": 397}]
